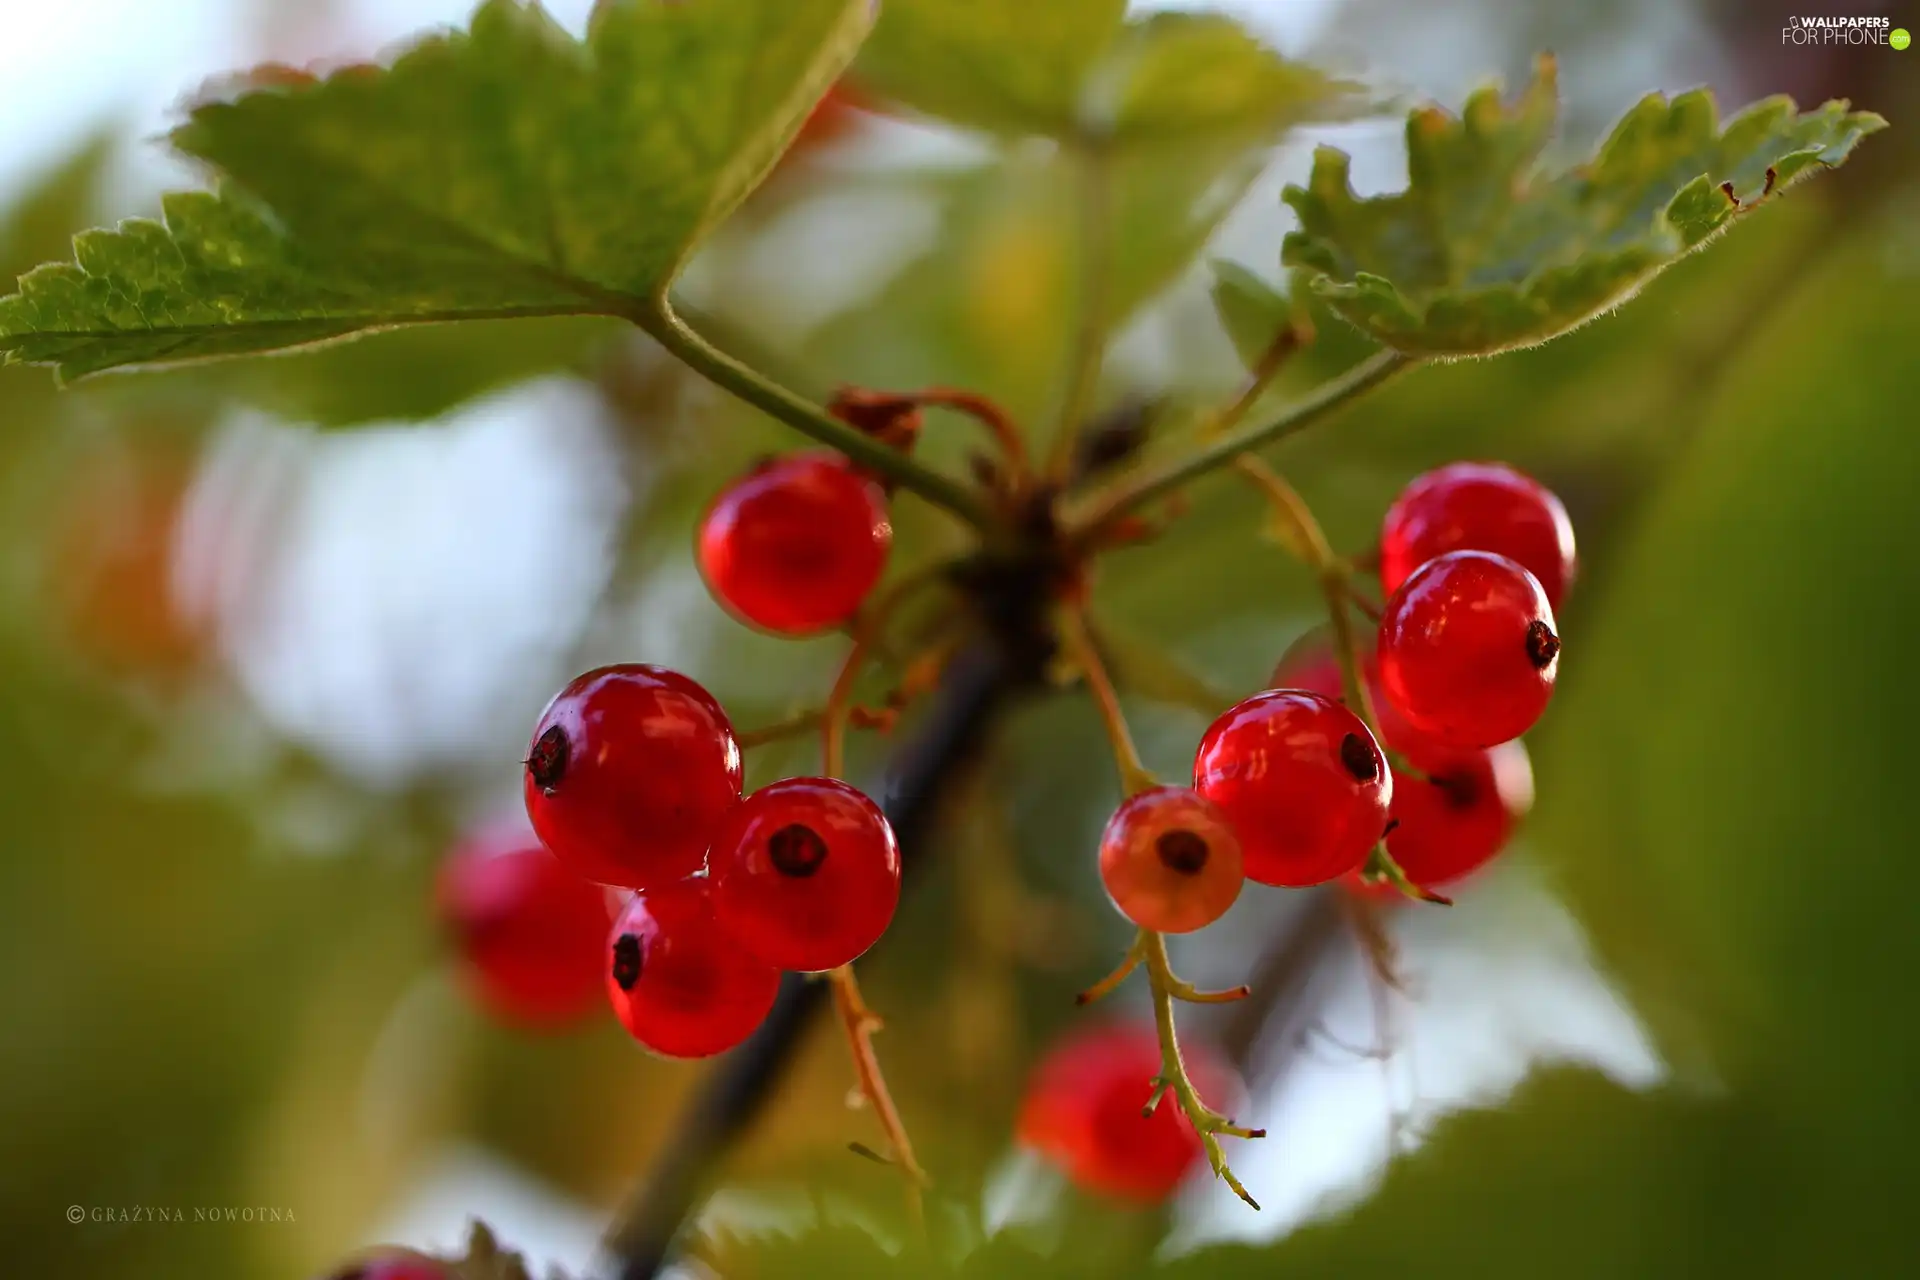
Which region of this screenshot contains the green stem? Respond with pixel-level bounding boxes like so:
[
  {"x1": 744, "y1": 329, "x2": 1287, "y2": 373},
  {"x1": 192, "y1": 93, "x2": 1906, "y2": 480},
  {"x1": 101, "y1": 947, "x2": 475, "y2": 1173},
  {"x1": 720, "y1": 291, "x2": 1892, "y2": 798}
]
[
  {"x1": 1235, "y1": 457, "x2": 1375, "y2": 728},
  {"x1": 1058, "y1": 605, "x2": 1158, "y2": 797},
  {"x1": 1067, "y1": 350, "x2": 1416, "y2": 543},
  {"x1": 644, "y1": 296, "x2": 999, "y2": 533},
  {"x1": 736, "y1": 708, "x2": 823, "y2": 750},
  {"x1": 1240, "y1": 457, "x2": 1439, "y2": 904},
  {"x1": 1200, "y1": 315, "x2": 1311, "y2": 444},
  {"x1": 1140, "y1": 930, "x2": 1264, "y2": 1209},
  {"x1": 1094, "y1": 616, "x2": 1239, "y2": 719},
  {"x1": 1045, "y1": 143, "x2": 1113, "y2": 484}
]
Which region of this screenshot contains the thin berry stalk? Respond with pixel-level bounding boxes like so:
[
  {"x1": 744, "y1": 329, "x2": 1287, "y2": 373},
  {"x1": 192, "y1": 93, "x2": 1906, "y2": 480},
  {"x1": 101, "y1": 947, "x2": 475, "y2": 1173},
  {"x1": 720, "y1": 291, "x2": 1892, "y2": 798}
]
[
  {"x1": 1233, "y1": 456, "x2": 1435, "y2": 901},
  {"x1": 643, "y1": 296, "x2": 999, "y2": 533},
  {"x1": 812, "y1": 585, "x2": 939, "y2": 1224},
  {"x1": 1201, "y1": 310, "x2": 1314, "y2": 444},
  {"x1": 1059, "y1": 605, "x2": 1158, "y2": 797},
  {"x1": 913, "y1": 387, "x2": 1032, "y2": 479},
  {"x1": 828, "y1": 964, "x2": 929, "y2": 1225},
  {"x1": 1062, "y1": 610, "x2": 1262, "y2": 1202},
  {"x1": 821, "y1": 563, "x2": 956, "y2": 778},
  {"x1": 1067, "y1": 350, "x2": 1415, "y2": 543},
  {"x1": 1140, "y1": 929, "x2": 1264, "y2": 1209},
  {"x1": 736, "y1": 707, "x2": 824, "y2": 750},
  {"x1": 1233, "y1": 456, "x2": 1376, "y2": 725}
]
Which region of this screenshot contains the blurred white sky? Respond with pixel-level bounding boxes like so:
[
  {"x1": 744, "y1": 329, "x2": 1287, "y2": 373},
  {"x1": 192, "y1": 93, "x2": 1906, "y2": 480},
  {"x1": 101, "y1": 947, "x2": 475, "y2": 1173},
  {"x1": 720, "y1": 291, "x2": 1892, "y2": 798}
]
[{"x1": 0, "y1": 0, "x2": 584, "y2": 191}]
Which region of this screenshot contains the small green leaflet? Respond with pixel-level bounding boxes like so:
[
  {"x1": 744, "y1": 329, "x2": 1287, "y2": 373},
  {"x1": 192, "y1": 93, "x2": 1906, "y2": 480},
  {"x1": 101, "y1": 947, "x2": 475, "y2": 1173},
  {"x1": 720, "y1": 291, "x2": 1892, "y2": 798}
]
[
  {"x1": 0, "y1": 0, "x2": 871, "y2": 382},
  {"x1": 1282, "y1": 56, "x2": 1887, "y2": 357},
  {"x1": 857, "y1": 0, "x2": 1365, "y2": 144},
  {"x1": 1208, "y1": 260, "x2": 1298, "y2": 373}
]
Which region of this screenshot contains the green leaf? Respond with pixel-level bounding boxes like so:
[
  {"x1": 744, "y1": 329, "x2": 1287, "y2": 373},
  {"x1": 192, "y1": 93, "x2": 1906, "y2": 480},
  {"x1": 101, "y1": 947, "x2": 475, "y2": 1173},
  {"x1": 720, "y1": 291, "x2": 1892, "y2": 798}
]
[
  {"x1": 204, "y1": 315, "x2": 619, "y2": 427},
  {"x1": 1208, "y1": 260, "x2": 1294, "y2": 373},
  {"x1": 857, "y1": 1, "x2": 1363, "y2": 144},
  {"x1": 0, "y1": 0, "x2": 872, "y2": 382},
  {"x1": 1104, "y1": 12, "x2": 1364, "y2": 144},
  {"x1": 1281, "y1": 55, "x2": 1887, "y2": 357},
  {"x1": 0, "y1": 132, "x2": 115, "y2": 284},
  {"x1": 855, "y1": 0, "x2": 1124, "y2": 138}
]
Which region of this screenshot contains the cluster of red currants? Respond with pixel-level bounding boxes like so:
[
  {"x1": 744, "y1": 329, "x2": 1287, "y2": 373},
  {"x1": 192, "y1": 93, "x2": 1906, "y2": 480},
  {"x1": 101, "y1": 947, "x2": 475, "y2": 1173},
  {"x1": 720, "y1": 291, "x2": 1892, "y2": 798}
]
[
  {"x1": 1013, "y1": 462, "x2": 1574, "y2": 1203},
  {"x1": 1097, "y1": 462, "x2": 1575, "y2": 933},
  {"x1": 440, "y1": 449, "x2": 903, "y2": 1056}
]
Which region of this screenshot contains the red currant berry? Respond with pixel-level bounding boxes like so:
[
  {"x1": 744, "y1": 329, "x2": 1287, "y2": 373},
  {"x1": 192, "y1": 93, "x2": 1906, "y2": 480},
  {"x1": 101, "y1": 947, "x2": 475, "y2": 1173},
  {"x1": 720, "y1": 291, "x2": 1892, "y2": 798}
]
[
  {"x1": 1097, "y1": 787, "x2": 1244, "y2": 934},
  {"x1": 1380, "y1": 461, "x2": 1576, "y2": 608},
  {"x1": 1192, "y1": 690, "x2": 1392, "y2": 887},
  {"x1": 696, "y1": 453, "x2": 892, "y2": 636},
  {"x1": 1386, "y1": 740, "x2": 1534, "y2": 890},
  {"x1": 707, "y1": 776, "x2": 901, "y2": 972},
  {"x1": 1268, "y1": 646, "x2": 1454, "y2": 770},
  {"x1": 435, "y1": 820, "x2": 612, "y2": 1028},
  {"x1": 1017, "y1": 1022, "x2": 1241, "y2": 1202},
  {"x1": 606, "y1": 878, "x2": 781, "y2": 1058},
  {"x1": 1378, "y1": 550, "x2": 1560, "y2": 748},
  {"x1": 326, "y1": 1254, "x2": 448, "y2": 1280},
  {"x1": 523, "y1": 665, "x2": 743, "y2": 891}
]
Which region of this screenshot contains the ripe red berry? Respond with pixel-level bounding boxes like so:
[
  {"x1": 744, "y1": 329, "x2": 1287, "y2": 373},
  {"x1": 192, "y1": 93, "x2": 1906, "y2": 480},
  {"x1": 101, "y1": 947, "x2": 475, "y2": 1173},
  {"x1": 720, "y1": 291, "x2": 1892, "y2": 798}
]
[
  {"x1": 1378, "y1": 550, "x2": 1560, "y2": 749},
  {"x1": 1017, "y1": 1022, "x2": 1240, "y2": 1202},
  {"x1": 523, "y1": 665, "x2": 743, "y2": 891},
  {"x1": 708, "y1": 776, "x2": 901, "y2": 972},
  {"x1": 1192, "y1": 690, "x2": 1392, "y2": 887},
  {"x1": 1380, "y1": 461, "x2": 1577, "y2": 608},
  {"x1": 436, "y1": 820, "x2": 613, "y2": 1028},
  {"x1": 326, "y1": 1253, "x2": 448, "y2": 1280},
  {"x1": 1386, "y1": 740, "x2": 1534, "y2": 890},
  {"x1": 1269, "y1": 646, "x2": 1453, "y2": 770},
  {"x1": 1097, "y1": 787, "x2": 1244, "y2": 934},
  {"x1": 696, "y1": 453, "x2": 892, "y2": 636},
  {"x1": 606, "y1": 878, "x2": 781, "y2": 1059}
]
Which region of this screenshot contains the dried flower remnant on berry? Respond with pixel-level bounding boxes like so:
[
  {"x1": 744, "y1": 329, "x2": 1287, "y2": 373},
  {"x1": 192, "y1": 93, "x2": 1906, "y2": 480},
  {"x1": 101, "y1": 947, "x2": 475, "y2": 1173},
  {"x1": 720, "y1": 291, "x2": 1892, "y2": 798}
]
[
  {"x1": 527, "y1": 725, "x2": 568, "y2": 794},
  {"x1": 1340, "y1": 732, "x2": 1379, "y2": 781},
  {"x1": 611, "y1": 932, "x2": 643, "y2": 991},
  {"x1": 768, "y1": 823, "x2": 829, "y2": 877},
  {"x1": 1526, "y1": 619, "x2": 1561, "y2": 669},
  {"x1": 1157, "y1": 829, "x2": 1210, "y2": 875}
]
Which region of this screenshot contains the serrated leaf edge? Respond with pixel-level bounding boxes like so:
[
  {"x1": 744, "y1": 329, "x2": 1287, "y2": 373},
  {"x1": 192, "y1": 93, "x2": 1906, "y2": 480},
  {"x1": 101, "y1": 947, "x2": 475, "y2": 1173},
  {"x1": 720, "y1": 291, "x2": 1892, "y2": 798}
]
[{"x1": 1281, "y1": 61, "x2": 1888, "y2": 358}]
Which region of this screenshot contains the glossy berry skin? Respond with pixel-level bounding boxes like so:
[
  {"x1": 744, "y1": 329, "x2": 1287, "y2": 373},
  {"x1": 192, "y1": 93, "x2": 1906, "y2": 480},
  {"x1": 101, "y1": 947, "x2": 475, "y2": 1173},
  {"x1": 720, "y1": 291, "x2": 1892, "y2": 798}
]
[
  {"x1": 697, "y1": 453, "x2": 892, "y2": 636},
  {"x1": 1381, "y1": 461, "x2": 1577, "y2": 608},
  {"x1": 1098, "y1": 787, "x2": 1244, "y2": 934},
  {"x1": 1017, "y1": 1022, "x2": 1240, "y2": 1202},
  {"x1": 606, "y1": 878, "x2": 781, "y2": 1059},
  {"x1": 1192, "y1": 690, "x2": 1392, "y2": 887},
  {"x1": 1378, "y1": 550, "x2": 1561, "y2": 749},
  {"x1": 708, "y1": 776, "x2": 901, "y2": 972},
  {"x1": 1269, "y1": 648, "x2": 1454, "y2": 771},
  {"x1": 523, "y1": 665, "x2": 743, "y2": 891},
  {"x1": 435, "y1": 821, "x2": 613, "y2": 1028},
  {"x1": 1386, "y1": 740, "x2": 1534, "y2": 891}
]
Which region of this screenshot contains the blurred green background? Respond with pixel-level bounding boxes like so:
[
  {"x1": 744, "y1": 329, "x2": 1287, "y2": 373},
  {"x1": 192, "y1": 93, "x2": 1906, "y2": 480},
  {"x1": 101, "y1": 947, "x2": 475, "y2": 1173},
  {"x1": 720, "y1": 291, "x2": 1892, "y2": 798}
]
[{"x1": 1, "y1": 0, "x2": 1913, "y2": 1277}]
